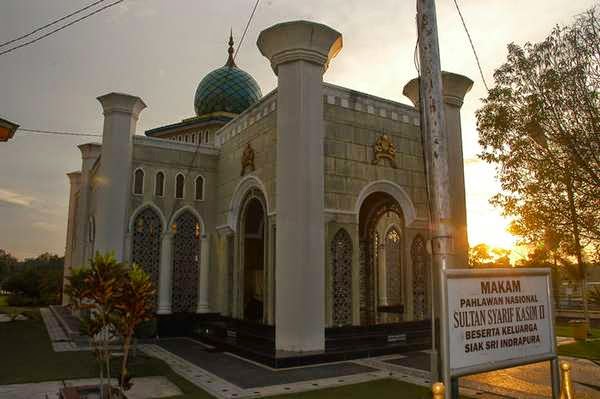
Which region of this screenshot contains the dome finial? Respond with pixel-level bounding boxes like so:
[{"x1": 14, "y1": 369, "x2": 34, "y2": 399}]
[{"x1": 226, "y1": 29, "x2": 236, "y2": 68}]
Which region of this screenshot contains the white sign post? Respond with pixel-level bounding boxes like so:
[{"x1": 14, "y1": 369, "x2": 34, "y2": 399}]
[{"x1": 442, "y1": 268, "x2": 560, "y2": 398}]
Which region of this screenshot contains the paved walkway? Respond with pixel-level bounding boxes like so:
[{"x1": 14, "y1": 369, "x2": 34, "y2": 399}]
[
  {"x1": 463, "y1": 358, "x2": 600, "y2": 399},
  {"x1": 35, "y1": 308, "x2": 600, "y2": 398},
  {"x1": 40, "y1": 308, "x2": 78, "y2": 352}
]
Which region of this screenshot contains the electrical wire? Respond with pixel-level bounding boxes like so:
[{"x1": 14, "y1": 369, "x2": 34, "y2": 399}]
[
  {"x1": 234, "y1": 0, "x2": 260, "y2": 61},
  {"x1": 18, "y1": 128, "x2": 101, "y2": 138},
  {"x1": 0, "y1": 0, "x2": 124, "y2": 56},
  {"x1": 0, "y1": 0, "x2": 109, "y2": 49},
  {"x1": 184, "y1": 0, "x2": 261, "y2": 178},
  {"x1": 451, "y1": 0, "x2": 490, "y2": 91}
]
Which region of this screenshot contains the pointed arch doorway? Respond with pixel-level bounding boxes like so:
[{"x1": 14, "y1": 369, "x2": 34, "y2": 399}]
[
  {"x1": 238, "y1": 188, "x2": 267, "y2": 323},
  {"x1": 358, "y1": 191, "x2": 406, "y2": 325}
]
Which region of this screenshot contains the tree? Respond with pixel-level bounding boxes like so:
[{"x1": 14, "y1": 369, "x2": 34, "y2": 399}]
[
  {"x1": 0, "y1": 249, "x2": 18, "y2": 283},
  {"x1": 469, "y1": 243, "x2": 513, "y2": 268},
  {"x1": 469, "y1": 243, "x2": 493, "y2": 267},
  {"x1": 66, "y1": 253, "x2": 125, "y2": 399},
  {"x1": 114, "y1": 265, "x2": 155, "y2": 392},
  {"x1": 21, "y1": 252, "x2": 64, "y2": 269},
  {"x1": 476, "y1": 6, "x2": 600, "y2": 325},
  {"x1": 65, "y1": 253, "x2": 156, "y2": 399}
]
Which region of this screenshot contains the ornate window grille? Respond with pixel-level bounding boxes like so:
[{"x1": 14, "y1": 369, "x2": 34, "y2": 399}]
[
  {"x1": 331, "y1": 229, "x2": 353, "y2": 326},
  {"x1": 411, "y1": 234, "x2": 428, "y2": 320},
  {"x1": 131, "y1": 207, "x2": 162, "y2": 306},
  {"x1": 385, "y1": 227, "x2": 403, "y2": 316},
  {"x1": 171, "y1": 210, "x2": 200, "y2": 312}
]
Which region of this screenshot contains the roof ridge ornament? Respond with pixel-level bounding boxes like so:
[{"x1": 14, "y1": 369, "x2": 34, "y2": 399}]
[{"x1": 226, "y1": 29, "x2": 236, "y2": 68}]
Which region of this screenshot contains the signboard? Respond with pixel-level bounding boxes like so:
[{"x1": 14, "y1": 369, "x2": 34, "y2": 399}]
[{"x1": 445, "y1": 268, "x2": 556, "y2": 377}]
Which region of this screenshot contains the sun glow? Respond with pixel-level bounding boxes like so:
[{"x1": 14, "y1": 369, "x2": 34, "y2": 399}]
[{"x1": 464, "y1": 159, "x2": 525, "y2": 263}]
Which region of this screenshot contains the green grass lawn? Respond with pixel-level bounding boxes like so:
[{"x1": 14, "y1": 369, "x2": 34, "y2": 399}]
[
  {"x1": 0, "y1": 295, "x2": 7, "y2": 307},
  {"x1": 555, "y1": 322, "x2": 600, "y2": 360},
  {"x1": 0, "y1": 311, "x2": 211, "y2": 398},
  {"x1": 558, "y1": 340, "x2": 600, "y2": 360},
  {"x1": 555, "y1": 323, "x2": 600, "y2": 338},
  {"x1": 0, "y1": 310, "x2": 448, "y2": 398}
]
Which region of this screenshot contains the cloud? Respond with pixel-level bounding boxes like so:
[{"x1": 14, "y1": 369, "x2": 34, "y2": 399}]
[
  {"x1": 112, "y1": 1, "x2": 157, "y2": 19},
  {"x1": 0, "y1": 189, "x2": 35, "y2": 207},
  {"x1": 32, "y1": 221, "x2": 61, "y2": 232}
]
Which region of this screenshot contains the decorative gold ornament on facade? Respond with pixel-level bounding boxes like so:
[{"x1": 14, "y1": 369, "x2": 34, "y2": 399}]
[
  {"x1": 241, "y1": 143, "x2": 255, "y2": 176},
  {"x1": 372, "y1": 134, "x2": 397, "y2": 168}
]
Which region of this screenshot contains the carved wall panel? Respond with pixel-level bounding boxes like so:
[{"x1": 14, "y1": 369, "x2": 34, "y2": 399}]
[{"x1": 331, "y1": 229, "x2": 353, "y2": 326}]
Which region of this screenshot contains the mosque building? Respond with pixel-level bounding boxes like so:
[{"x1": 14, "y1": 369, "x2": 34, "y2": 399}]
[{"x1": 63, "y1": 20, "x2": 472, "y2": 359}]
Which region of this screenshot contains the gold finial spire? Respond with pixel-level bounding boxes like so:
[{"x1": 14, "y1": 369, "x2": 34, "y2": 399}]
[{"x1": 226, "y1": 29, "x2": 236, "y2": 68}]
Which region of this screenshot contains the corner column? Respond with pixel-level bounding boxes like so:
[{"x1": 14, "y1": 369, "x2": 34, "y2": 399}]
[
  {"x1": 258, "y1": 20, "x2": 343, "y2": 351},
  {"x1": 196, "y1": 235, "x2": 211, "y2": 313},
  {"x1": 403, "y1": 72, "x2": 473, "y2": 267},
  {"x1": 157, "y1": 230, "x2": 174, "y2": 314},
  {"x1": 94, "y1": 93, "x2": 146, "y2": 260},
  {"x1": 62, "y1": 172, "x2": 82, "y2": 305}
]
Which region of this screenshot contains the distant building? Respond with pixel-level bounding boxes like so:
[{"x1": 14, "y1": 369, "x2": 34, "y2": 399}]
[
  {"x1": 0, "y1": 117, "x2": 19, "y2": 142},
  {"x1": 63, "y1": 20, "x2": 472, "y2": 352}
]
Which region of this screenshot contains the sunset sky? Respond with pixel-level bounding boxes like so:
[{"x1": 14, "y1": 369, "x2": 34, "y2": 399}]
[{"x1": 0, "y1": 0, "x2": 596, "y2": 259}]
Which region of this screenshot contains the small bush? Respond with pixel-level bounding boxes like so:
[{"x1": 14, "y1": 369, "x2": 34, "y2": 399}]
[
  {"x1": 6, "y1": 295, "x2": 37, "y2": 307},
  {"x1": 135, "y1": 319, "x2": 157, "y2": 339},
  {"x1": 1, "y1": 266, "x2": 62, "y2": 306}
]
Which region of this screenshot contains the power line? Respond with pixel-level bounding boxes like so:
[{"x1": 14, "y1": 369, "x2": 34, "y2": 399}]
[
  {"x1": 234, "y1": 0, "x2": 261, "y2": 60},
  {"x1": 0, "y1": 0, "x2": 124, "y2": 57},
  {"x1": 0, "y1": 0, "x2": 109, "y2": 49},
  {"x1": 18, "y1": 128, "x2": 101, "y2": 138},
  {"x1": 451, "y1": 0, "x2": 490, "y2": 92},
  {"x1": 185, "y1": 0, "x2": 261, "y2": 178}
]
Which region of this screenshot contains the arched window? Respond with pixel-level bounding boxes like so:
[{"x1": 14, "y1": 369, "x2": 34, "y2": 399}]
[
  {"x1": 171, "y1": 210, "x2": 200, "y2": 312},
  {"x1": 385, "y1": 226, "x2": 403, "y2": 309},
  {"x1": 133, "y1": 168, "x2": 144, "y2": 195},
  {"x1": 331, "y1": 228, "x2": 353, "y2": 326},
  {"x1": 175, "y1": 174, "x2": 185, "y2": 199},
  {"x1": 132, "y1": 207, "x2": 162, "y2": 307},
  {"x1": 155, "y1": 172, "x2": 165, "y2": 197},
  {"x1": 195, "y1": 176, "x2": 204, "y2": 201}
]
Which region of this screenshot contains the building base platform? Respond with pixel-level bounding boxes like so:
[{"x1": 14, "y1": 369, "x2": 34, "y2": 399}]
[{"x1": 159, "y1": 315, "x2": 433, "y2": 369}]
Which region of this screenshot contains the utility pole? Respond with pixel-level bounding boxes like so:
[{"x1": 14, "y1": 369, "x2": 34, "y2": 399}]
[{"x1": 416, "y1": 0, "x2": 456, "y2": 398}]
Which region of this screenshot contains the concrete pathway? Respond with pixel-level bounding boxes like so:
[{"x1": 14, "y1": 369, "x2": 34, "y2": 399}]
[
  {"x1": 463, "y1": 358, "x2": 600, "y2": 399},
  {"x1": 32, "y1": 308, "x2": 600, "y2": 398}
]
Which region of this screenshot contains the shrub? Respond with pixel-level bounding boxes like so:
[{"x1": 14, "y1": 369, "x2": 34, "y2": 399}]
[
  {"x1": 134, "y1": 319, "x2": 157, "y2": 339},
  {"x1": 6, "y1": 295, "x2": 37, "y2": 307},
  {"x1": 1, "y1": 266, "x2": 62, "y2": 306}
]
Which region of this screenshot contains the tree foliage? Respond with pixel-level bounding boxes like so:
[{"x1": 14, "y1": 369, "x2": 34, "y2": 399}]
[
  {"x1": 469, "y1": 243, "x2": 512, "y2": 268},
  {"x1": 65, "y1": 253, "x2": 156, "y2": 398},
  {"x1": 0, "y1": 250, "x2": 64, "y2": 306},
  {"x1": 0, "y1": 249, "x2": 18, "y2": 283},
  {"x1": 476, "y1": 7, "x2": 600, "y2": 263}
]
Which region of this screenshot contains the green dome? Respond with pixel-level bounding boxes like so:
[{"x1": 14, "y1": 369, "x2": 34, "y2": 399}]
[{"x1": 194, "y1": 65, "x2": 262, "y2": 116}]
